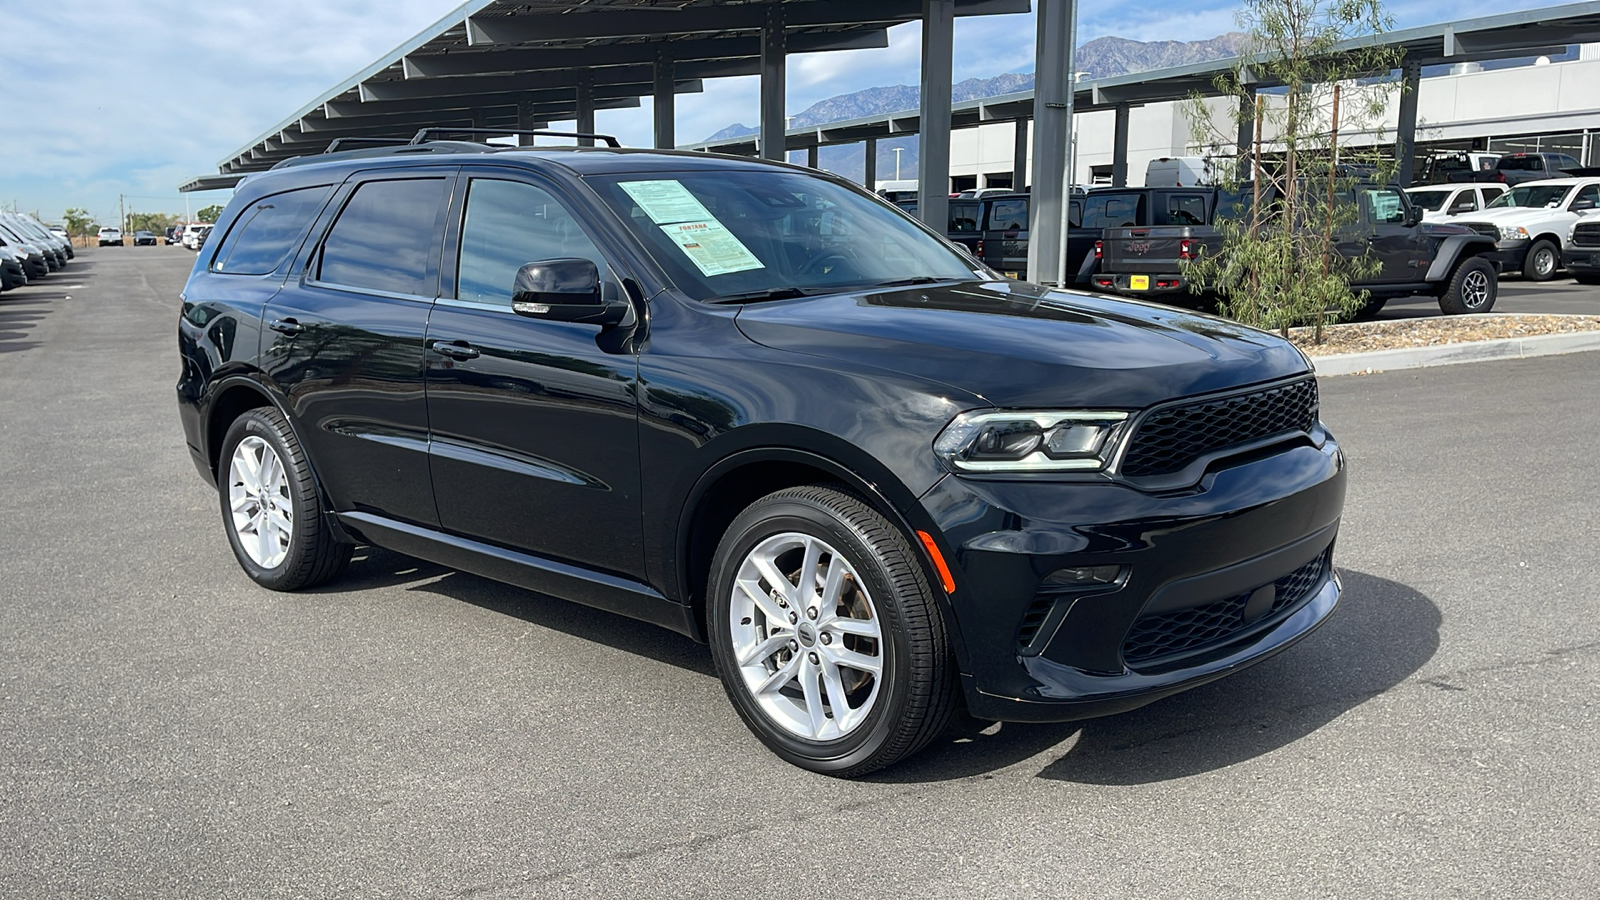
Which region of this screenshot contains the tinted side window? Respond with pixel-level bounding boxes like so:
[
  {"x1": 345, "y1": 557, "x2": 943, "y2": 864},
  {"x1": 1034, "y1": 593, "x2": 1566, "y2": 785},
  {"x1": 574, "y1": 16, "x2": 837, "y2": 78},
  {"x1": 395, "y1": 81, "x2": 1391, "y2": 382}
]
[
  {"x1": 948, "y1": 201, "x2": 981, "y2": 233},
  {"x1": 211, "y1": 187, "x2": 331, "y2": 275},
  {"x1": 318, "y1": 178, "x2": 446, "y2": 296},
  {"x1": 457, "y1": 179, "x2": 607, "y2": 305},
  {"x1": 1102, "y1": 194, "x2": 1144, "y2": 227},
  {"x1": 1360, "y1": 189, "x2": 1406, "y2": 224},
  {"x1": 987, "y1": 199, "x2": 1028, "y2": 231},
  {"x1": 1068, "y1": 200, "x2": 1082, "y2": 229},
  {"x1": 1162, "y1": 194, "x2": 1209, "y2": 226},
  {"x1": 1572, "y1": 185, "x2": 1600, "y2": 209}
]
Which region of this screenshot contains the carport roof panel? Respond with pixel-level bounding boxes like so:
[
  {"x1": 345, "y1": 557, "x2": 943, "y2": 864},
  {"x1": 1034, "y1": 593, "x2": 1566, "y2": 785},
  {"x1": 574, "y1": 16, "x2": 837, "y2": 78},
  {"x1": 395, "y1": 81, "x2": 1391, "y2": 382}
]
[{"x1": 220, "y1": 0, "x2": 1030, "y2": 173}]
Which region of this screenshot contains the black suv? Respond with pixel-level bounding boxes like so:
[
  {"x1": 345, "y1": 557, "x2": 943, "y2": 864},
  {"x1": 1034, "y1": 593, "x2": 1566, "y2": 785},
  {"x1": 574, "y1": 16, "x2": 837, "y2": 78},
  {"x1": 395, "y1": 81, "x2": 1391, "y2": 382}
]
[{"x1": 177, "y1": 138, "x2": 1347, "y2": 776}]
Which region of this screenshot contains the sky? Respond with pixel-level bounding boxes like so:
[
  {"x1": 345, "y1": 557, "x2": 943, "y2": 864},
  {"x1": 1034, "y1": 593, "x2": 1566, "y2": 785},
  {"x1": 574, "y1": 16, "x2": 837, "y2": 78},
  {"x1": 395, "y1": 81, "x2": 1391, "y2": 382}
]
[{"x1": 0, "y1": 0, "x2": 1569, "y2": 225}]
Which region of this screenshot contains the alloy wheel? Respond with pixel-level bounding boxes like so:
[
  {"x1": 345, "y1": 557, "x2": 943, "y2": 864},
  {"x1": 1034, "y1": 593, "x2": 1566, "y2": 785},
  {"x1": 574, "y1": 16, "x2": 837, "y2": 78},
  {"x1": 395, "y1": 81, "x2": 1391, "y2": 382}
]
[
  {"x1": 728, "y1": 532, "x2": 884, "y2": 741},
  {"x1": 1462, "y1": 269, "x2": 1491, "y2": 309},
  {"x1": 228, "y1": 436, "x2": 293, "y2": 569}
]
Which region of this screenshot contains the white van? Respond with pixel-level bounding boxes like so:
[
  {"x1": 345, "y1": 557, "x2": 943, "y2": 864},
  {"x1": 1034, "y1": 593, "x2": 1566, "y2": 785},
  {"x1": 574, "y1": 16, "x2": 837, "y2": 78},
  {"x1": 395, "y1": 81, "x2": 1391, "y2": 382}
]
[
  {"x1": 181, "y1": 223, "x2": 211, "y2": 250},
  {"x1": 1145, "y1": 157, "x2": 1216, "y2": 188}
]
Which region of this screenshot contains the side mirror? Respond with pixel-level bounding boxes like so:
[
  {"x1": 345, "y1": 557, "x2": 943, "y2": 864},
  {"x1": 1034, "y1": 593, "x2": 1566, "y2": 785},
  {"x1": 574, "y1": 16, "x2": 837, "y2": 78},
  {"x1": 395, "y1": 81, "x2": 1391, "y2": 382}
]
[
  {"x1": 1404, "y1": 206, "x2": 1424, "y2": 227},
  {"x1": 511, "y1": 258, "x2": 629, "y2": 327},
  {"x1": 1573, "y1": 199, "x2": 1597, "y2": 212}
]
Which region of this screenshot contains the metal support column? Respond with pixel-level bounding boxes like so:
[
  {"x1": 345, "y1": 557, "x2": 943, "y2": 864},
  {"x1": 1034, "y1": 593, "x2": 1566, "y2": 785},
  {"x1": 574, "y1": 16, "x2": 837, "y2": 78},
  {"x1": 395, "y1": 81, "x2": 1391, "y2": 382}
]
[
  {"x1": 516, "y1": 100, "x2": 537, "y2": 146},
  {"x1": 807, "y1": 145, "x2": 819, "y2": 169},
  {"x1": 1027, "y1": 0, "x2": 1074, "y2": 283},
  {"x1": 759, "y1": 5, "x2": 787, "y2": 161},
  {"x1": 575, "y1": 72, "x2": 596, "y2": 146},
  {"x1": 1236, "y1": 91, "x2": 1255, "y2": 182},
  {"x1": 864, "y1": 138, "x2": 878, "y2": 189},
  {"x1": 1395, "y1": 58, "x2": 1422, "y2": 187},
  {"x1": 1012, "y1": 118, "x2": 1029, "y2": 190},
  {"x1": 653, "y1": 54, "x2": 676, "y2": 150},
  {"x1": 917, "y1": 0, "x2": 955, "y2": 231},
  {"x1": 1112, "y1": 104, "x2": 1131, "y2": 187}
]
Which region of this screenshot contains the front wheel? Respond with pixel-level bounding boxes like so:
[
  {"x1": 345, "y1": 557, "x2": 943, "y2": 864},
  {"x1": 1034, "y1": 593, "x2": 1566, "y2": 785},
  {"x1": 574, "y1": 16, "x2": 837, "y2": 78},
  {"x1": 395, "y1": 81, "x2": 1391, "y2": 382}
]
[
  {"x1": 1522, "y1": 240, "x2": 1559, "y2": 282},
  {"x1": 217, "y1": 408, "x2": 351, "y2": 591},
  {"x1": 1439, "y1": 257, "x2": 1498, "y2": 315},
  {"x1": 708, "y1": 486, "x2": 957, "y2": 777}
]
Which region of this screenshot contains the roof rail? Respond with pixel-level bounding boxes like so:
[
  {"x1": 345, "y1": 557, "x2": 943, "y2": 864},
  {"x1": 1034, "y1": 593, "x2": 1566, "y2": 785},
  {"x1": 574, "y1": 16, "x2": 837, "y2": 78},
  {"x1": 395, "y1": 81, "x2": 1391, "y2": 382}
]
[
  {"x1": 323, "y1": 137, "x2": 413, "y2": 154},
  {"x1": 409, "y1": 127, "x2": 622, "y2": 148}
]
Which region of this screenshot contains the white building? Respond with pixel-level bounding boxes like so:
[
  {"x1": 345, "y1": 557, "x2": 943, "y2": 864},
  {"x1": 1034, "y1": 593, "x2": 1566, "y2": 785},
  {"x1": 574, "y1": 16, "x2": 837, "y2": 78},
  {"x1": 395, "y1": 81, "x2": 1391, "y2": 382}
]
[{"x1": 947, "y1": 46, "x2": 1600, "y2": 191}]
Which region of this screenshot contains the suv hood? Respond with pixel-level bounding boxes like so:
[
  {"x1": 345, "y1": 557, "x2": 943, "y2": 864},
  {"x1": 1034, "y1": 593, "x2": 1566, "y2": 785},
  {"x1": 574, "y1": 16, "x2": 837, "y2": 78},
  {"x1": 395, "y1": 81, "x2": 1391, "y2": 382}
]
[{"x1": 734, "y1": 281, "x2": 1310, "y2": 409}]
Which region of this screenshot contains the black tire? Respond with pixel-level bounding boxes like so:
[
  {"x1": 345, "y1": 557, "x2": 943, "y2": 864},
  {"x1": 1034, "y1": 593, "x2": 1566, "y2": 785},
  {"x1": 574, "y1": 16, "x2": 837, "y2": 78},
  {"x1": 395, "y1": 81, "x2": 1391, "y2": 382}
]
[
  {"x1": 1521, "y1": 239, "x2": 1559, "y2": 282},
  {"x1": 1438, "y1": 256, "x2": 1498, "y2": 315},
  {"x1": 217, "y1": 408, "x2": 351, "y2": 591},
  {"x1": 1574, "y1": 274, "x2": 1600, "y2": 286},
  {"x1": 707, "y1": 485, "x2": 957, "y2": 777},
  {"x1": 1349, "y1": 296, "x2": 1388, "y2": 321}
]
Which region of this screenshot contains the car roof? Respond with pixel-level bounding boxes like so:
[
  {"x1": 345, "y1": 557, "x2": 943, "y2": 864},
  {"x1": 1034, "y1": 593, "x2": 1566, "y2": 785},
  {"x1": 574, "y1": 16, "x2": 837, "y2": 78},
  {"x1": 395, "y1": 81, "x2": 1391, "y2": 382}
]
[{"x1": 1508, "y1": 177, "x2": 1599, "y2": 187}]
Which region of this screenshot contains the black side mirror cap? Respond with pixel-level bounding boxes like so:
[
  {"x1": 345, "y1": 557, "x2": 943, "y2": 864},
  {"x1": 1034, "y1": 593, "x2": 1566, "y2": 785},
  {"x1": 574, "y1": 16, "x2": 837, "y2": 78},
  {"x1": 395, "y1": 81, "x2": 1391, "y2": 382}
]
[{"x1": 511, "y1": 258, "x2": 630, "y2": 326}]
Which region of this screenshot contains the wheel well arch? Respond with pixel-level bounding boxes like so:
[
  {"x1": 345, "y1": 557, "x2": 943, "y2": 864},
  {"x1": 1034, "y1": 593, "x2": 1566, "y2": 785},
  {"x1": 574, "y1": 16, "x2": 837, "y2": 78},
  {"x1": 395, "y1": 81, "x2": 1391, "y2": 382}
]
[
  {"x1": 205, "y1": 381, "x2": 277, "y2": 478},
  {"x1": 1531, "y1": 232, "x2": 1564, "y2": 249},
  {"x1": 675, "y1": 448, "x2": 958, "y2": 661}
]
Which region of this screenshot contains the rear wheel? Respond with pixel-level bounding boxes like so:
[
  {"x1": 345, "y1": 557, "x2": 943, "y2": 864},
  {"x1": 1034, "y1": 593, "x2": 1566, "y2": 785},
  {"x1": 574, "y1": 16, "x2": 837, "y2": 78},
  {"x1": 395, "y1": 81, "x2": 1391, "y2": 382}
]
[
  {"x1": 708, "y1": 485, "x2": 957, "y2": 777},
  {"x1": 1522, "y1": 240, "x2": 1559, "y2": 282},
  {"x1": 217, "y1": 408, "x2": 351, "y2": 591},
  {"x1": 1349, "y1": 296, "x2": 1388, "y2": 321},
  {"x1": 1439, "y1": 257, "x2": 1498, "y2": 315}
]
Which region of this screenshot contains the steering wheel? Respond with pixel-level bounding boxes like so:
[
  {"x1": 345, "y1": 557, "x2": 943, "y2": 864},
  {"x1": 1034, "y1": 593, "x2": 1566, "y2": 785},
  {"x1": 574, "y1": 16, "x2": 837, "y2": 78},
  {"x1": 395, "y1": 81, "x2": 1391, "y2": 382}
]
[{"x1": 799, "y1": 252, "x2": 858, "y2": 278}]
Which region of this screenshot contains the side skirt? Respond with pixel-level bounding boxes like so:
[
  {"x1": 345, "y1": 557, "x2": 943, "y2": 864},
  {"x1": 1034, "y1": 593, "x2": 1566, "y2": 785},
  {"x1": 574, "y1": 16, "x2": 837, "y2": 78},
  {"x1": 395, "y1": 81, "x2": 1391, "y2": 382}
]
[{"x1": 337, "y1": 511, "x2": 699, "y2": 639}]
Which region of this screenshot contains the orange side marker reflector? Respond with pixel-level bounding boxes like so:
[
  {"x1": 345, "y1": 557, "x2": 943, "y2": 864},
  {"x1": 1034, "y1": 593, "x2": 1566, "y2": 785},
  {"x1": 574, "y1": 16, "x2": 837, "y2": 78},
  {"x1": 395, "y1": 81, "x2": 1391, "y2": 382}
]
[{"x1": 916, "y1": 530, "x2": 957, "y2": 595}]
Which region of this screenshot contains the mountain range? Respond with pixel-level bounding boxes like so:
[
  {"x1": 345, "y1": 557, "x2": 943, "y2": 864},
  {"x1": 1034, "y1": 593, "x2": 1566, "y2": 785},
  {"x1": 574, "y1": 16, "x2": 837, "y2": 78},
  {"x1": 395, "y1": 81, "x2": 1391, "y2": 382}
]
[{"x1": 702, "y1": 32, "x2": 1251, "y2": 183}]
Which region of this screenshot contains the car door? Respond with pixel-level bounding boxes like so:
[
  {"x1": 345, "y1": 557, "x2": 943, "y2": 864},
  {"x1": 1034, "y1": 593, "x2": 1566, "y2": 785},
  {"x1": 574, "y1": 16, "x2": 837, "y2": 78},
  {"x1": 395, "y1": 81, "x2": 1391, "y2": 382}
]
[
  {"x1": 947, "y1": 201, "x2": 981, "y2": 254},
  {"x1": 1446, "y1": 188, "x2": 1480, "y2": 218},
  {"x1": 1356, "y1": 187, "x2": 1422, "y2": 284},
  {"x1": 260, "y1": 167, "x2": 453, "y2": 528},
  {"x1": 423, "y1": 170, "x2": 644, "y2": 578},
  {"x1": 982, "y1": 197, "x2": 1029, "y2": 277}
]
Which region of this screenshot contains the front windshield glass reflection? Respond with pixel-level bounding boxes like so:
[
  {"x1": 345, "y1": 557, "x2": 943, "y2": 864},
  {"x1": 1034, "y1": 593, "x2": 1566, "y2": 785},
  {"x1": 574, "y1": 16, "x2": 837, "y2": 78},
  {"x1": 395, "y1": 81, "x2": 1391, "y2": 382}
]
[
  {"x1": 588, "y1": 170, "x2": 979, "y2": 302},
  {"x1": 1488, "y1": 185, "x2": 1572, "y2": 209}
]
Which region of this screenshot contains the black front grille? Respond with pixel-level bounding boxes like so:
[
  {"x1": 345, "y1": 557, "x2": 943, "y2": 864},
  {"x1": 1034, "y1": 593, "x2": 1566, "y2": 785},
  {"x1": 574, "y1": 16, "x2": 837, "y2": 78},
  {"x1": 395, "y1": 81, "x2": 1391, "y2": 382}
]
[
  {"x1": 1122, "y1": 551, "x2": 1330, "y2": 667},
  {"x1": 1462, "y1": 222, "x2": 1500, "y2": 241},
  {"x1": 1119, "y1": 378, "x2": 1318, "y2": 478},
  {"x1": 1573, "y1": 223, "x2": 1600, "y2": 248}
]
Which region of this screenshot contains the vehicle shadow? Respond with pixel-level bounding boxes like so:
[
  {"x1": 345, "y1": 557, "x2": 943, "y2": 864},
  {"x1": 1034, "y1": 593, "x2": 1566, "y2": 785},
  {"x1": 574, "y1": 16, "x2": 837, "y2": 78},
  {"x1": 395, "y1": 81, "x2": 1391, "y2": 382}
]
[
  {"x1": 331, "y1": 545, "x2": 716, "y2": 677},
  {"x1": 872, "y1": 570, "x2": 1440, "y2": 784},
  {"x1": 0, "y1": 294, "x2": 55, "y2": 354}
]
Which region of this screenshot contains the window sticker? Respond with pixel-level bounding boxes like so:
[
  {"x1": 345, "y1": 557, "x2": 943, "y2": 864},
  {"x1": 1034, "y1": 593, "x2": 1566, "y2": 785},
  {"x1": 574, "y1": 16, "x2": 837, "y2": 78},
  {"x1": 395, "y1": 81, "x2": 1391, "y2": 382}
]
[
  {"x1": 658, "y1": 220, "x2": 765, "y2": 277},
  {"x1": 619, "y1": 179, "x2": 715, "y2": 225}
]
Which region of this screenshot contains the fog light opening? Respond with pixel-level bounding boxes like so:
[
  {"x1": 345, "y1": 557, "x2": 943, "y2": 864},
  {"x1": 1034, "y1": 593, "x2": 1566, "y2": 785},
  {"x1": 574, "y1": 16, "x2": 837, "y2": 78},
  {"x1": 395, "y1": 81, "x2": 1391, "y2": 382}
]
[{"x1": 1041, "y1": 565, "x2": 1123, "y2": 590}]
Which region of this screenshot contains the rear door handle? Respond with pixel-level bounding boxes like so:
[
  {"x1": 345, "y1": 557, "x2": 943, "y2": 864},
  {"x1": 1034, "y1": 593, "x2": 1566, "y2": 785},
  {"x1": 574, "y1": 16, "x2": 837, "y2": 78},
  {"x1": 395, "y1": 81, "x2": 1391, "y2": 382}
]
[
  {"x1": 268, "y1": 318, "x2": 304, "y2": 335},
  {"x1": 429, "y1": 340, "x2": 480, "y2": 361}
]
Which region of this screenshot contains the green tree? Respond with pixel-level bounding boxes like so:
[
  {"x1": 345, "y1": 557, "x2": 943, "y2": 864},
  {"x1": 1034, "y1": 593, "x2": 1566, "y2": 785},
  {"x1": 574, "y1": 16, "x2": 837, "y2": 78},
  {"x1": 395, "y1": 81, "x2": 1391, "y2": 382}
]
[
  {"x1": 1181, "y1": 0, "x2": 1402, "y2": 339},
  {"x1": 62, "y1": 208, "x2": 96, "y2": 239},
  {"x1": 196, "y1": 204, "x2": 225, "y2": 224},
  {"x1": 128, "y1": 212, "x2": 177, "y2": 234}
]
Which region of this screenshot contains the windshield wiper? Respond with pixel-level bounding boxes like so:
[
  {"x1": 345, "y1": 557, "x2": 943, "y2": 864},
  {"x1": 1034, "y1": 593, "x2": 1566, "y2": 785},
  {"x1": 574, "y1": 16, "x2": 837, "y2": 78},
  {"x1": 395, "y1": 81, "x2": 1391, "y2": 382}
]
[
  {"x1": 707, "y1": 287, "x2": 814, "y2": 305},
  {"x1": 863, "y1": 276, "x2": 951, "y2": 288}
]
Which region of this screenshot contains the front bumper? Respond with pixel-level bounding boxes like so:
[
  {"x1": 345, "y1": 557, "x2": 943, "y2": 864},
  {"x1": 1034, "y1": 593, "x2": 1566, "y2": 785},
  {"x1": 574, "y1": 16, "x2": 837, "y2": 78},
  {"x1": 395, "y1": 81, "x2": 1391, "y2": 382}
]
[
  {"x1": 1563, "y1": 247, "x2": 1600, "y2": 273},
  {"x1": 921, "y1": 429, "x2": 1346, "y2": 723},
  {"x1": 1482, "y1": 237, "x2": 1529, "y2": 269}
]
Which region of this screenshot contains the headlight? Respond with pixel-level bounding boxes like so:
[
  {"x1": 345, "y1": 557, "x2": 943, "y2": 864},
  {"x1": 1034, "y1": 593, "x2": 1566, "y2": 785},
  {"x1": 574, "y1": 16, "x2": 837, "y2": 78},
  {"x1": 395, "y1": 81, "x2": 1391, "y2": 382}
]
[
  {"x1": 934, "y1": 410, "x2": 1131, "y2": 473},
  {"x1": 1499, "y1": 225, "x2": 1530, "y2": 241}
]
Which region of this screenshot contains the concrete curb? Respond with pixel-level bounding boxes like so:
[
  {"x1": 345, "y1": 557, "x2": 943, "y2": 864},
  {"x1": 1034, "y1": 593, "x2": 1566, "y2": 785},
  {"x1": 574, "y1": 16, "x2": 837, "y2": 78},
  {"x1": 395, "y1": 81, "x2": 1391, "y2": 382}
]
[{"x1": 1311, "y1": 330, "x2": 1600, "y2": 377}]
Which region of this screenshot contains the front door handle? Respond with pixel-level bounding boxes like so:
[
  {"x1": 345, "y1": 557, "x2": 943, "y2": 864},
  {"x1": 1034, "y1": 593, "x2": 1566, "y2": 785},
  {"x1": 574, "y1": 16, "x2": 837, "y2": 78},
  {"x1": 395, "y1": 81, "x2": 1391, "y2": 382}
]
[
  {"x1": 430, "y1": 340, "x2": 480, "y2": 361},
  {"x1": 268, "y1": 318, "x2": 304, "y2": 335}
]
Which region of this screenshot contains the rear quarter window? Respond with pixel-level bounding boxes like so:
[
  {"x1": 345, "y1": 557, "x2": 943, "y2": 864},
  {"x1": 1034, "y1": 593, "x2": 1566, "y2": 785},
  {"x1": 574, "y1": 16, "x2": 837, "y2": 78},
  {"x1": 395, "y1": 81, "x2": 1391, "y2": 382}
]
[
  {"x1": 210, "y1": 186, "x2": 332, "y2": 276},
  {"x1": 985, "y1": 199, "x2": 1028, "y2": 231},
  {"x1": 316, "y1": 178, "x2": 448, "y2": 296}
]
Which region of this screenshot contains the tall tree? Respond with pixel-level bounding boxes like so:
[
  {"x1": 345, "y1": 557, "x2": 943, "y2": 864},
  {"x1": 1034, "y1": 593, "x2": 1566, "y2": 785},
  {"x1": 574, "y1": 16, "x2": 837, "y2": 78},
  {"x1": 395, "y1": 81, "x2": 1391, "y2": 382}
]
[
  {"x1": 1181, "y1": 0, "x2": 1402, "y2": 338},
  {"x1": 62, "y1": 208, "x2": 96, "y2": 239},
  {"x1": 197, "y1": 204, "x2": 225, "y2": 224}
]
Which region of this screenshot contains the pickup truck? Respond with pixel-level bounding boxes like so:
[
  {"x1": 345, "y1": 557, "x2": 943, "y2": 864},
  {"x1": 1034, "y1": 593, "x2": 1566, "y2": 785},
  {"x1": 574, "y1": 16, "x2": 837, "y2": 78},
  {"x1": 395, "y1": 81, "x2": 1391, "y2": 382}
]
[
  {"x1": 1564, "y1": 213, "x2": 1600, "y2": 285},
  {"x1": 1452, "y1": 177, "x2": 1600, "y2": 281},
  {"x1": 1096, "y1": 184, "x2": 1503, "y2": 316},
  {"x1": 1470, "y1": 152, "x2": 1584, "y2": 186}
]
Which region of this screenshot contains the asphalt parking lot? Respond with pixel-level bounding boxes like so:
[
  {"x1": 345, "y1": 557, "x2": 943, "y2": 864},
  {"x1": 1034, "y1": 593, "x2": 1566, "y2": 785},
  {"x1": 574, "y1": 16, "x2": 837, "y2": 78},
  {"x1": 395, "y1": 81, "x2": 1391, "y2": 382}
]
[{"x1": 2, "y1": 248, "x2": 1597, "y2": 898}]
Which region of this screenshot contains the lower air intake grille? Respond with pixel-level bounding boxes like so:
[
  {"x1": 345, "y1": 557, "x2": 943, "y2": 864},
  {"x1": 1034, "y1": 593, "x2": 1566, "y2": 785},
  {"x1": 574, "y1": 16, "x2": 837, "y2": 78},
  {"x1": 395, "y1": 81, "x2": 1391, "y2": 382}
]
[
  {"x1": 1119, "y1": 377, "x2": 1319, "y2": 479},
  {"x1": 1122, "y1": 551, "x2": 1330, "y2": 667}
]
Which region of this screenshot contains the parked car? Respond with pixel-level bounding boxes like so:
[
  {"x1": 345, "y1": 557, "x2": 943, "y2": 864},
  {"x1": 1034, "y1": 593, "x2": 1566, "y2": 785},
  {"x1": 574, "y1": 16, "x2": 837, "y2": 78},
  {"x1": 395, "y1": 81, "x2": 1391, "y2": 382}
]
[
  {"x1": 1471, "y1": 152, "x2": 1583, "y2": 186},
  {"x1": 0, "y1": 228, "x2": 49, "y2": 280},
  {"x1": 1454, "y1": 177, "x2": 1600, "y2": 280},
  {"x1": 1096, "y1": 184, "x2": 1501, "y2": 316},
  {"x1": 0, "y1": 219, "x2": 60, "y2": 272},
  {"x1": 1429, "y1": 151, "x2": 1500, "y2": 184},
  {"x1": 98, "y1": 226, "x2": 124, "y2": 247},
  {"x1": 0, "y1": 244, "x2": 27, "y2": 291},
  {"x1": 1145, "y1": 157, "x2": 1216, "y2": 188},
  {"x1": 133, "y1": 230, "x2": 158, "y2": 246},
  {"x1": 166, "y1": 225, "x2": 185, "y2": 245},
  {"x1": 3, "y1": 213, "x2": 71, "y2": 265},
  {"x1": 181, "y1": 223, "x2": 211, "y2": 249},
  {"x1": 178, "y1": 141, "x2": 1346, "y2": 776},
  {"x1": 1405, "y1": 184, "x2": 1507, "y2": 223},
  {"x1": 1564, "y1": 212, "x2": 1600, "y2": 285}
]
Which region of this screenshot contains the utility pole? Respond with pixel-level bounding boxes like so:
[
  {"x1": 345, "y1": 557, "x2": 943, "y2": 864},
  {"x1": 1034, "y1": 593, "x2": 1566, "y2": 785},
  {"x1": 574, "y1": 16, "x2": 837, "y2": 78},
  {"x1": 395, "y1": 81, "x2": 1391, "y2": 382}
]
[{"x1": 119, "y1": 194, "x2": 126, "y2": 235}]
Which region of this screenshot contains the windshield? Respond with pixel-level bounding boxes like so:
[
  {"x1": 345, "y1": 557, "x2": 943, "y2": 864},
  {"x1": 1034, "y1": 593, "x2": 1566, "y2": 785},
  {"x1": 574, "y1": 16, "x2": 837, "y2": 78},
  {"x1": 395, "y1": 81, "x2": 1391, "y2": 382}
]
[
  {"x1": 1407, "y1": 190, "x2": 1451, "y2": 211},
  {"x1": 588, "y1": 169, "x2": 979, "y2": 302},
  {"x1": 1488, "y1": 185, "x2": 1572, "y2": 209}
]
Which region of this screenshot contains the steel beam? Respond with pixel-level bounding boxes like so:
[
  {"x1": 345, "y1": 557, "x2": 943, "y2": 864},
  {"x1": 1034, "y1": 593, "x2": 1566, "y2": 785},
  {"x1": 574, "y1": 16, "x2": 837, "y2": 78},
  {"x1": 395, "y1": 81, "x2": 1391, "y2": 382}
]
[
  {"x1": 575, "y1": 73, "x2": 596, "y2": 146},
  {"x1": 1112, "y1": 104, "x2": 1131, "y2": 187},
  {"x1": 360, "y1": 60, "x2": 747, "y2": 103},
  {"x1": 1396, "y1": 59, "x2": 1422, "y2": 187},
  {"x1": 1237, "y1": 91, "x2": 1255, "y2": 182},
  {"x1": 327, "y1": 82, "x2": 694, "y2": 118},
  {"x1": 864, "y1": 137, "x2": 878, "y2": 188},
  {"x1": 918, "y1": 0, "x2": 955, "y2": 232},
  {"x1": 1027, "y1": 0, "x2": 1074, "y2": 284},
  {"x1": 464, "y1": 0, "x2": 1029, "y2": 45},
  {"x1": 403, "y1": 30, "x2": 889, "y2": 79},
  {"x1": 654, "y1": 55, "x2": 676, "y2": 150},
  {"x1": 1012, "y1": 118, "x2": 1029, "y2": 190},
  {"x1": 760, "y1": 6, "x2": 787, "y2": 161}
]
